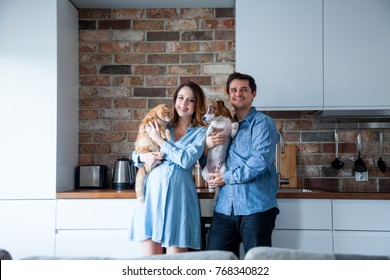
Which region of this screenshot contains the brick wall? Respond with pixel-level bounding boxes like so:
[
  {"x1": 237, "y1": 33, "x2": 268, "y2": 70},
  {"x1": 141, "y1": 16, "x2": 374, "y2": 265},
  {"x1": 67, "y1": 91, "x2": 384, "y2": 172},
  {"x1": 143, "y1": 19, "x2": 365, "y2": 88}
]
[
  {"x1": 78, "y1": 8, "x2": 389, "y2": 191},
  {"x1": 78, "y1": 8, "x2": 235, "y2": 173}
]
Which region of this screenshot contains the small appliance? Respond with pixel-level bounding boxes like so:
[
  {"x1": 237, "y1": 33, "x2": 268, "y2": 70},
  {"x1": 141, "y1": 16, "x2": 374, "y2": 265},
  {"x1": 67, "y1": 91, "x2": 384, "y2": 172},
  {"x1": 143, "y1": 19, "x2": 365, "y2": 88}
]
[
  {"x1": 112, "y1": 158, "x2": 136, "y2": 190},
  {"x1": 75, "y1": 165, "x2": 108, "y2": 188}
]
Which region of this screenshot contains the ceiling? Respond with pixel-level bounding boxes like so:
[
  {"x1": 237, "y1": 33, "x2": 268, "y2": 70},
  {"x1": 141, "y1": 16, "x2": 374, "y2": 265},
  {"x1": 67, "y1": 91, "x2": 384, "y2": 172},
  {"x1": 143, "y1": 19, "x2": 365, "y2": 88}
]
[{"x1": 69, "y1": 0, "x2": 235, "y2": 9}]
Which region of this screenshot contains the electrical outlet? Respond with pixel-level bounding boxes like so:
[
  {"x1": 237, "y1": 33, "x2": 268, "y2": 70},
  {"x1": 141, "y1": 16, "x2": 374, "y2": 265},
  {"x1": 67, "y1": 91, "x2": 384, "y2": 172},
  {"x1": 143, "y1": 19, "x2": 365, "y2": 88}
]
[{"x1": 355, "y1": 171, "x2": 368, "y2": 182}]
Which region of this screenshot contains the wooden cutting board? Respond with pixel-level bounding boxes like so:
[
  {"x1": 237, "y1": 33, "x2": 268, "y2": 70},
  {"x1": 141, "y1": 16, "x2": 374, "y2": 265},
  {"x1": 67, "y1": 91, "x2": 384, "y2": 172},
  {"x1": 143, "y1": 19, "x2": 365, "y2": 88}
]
[{"x1": 279, "y1": 144, "x2": 298, "y2": 188}]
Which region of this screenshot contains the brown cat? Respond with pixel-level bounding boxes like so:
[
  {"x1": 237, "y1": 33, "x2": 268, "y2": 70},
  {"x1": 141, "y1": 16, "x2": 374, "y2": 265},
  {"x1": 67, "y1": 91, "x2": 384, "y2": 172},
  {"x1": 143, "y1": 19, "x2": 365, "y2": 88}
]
[{"x1": 134, "y1": 104, "x2": 173, "y2": 200}]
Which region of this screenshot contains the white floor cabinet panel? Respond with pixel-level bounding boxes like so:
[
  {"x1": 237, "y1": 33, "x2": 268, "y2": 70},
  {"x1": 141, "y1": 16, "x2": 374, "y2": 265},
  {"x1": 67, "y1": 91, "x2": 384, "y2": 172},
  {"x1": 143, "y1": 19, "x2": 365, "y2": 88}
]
[
  {"x1": 274, "y1": 199, "x2": 333, "y2": 253},
  {"x1": 333, "y1": 231, "x2": 390, "y2": 256},
  {"x1": 55, "y1": 230, "x2": 141, "y2": 258},
  {"x1": 332, "y1": 199, "x2": 390, "y2": 256},
  {"x1": 55, "y1": 199, "x2": 140, "y2": 258},
  {"x1": 273, "y1": 230, "x2": 333, "y2": 254},
  {"x1": 0, "y1": 200, "x2": 56, "y2": 259}
]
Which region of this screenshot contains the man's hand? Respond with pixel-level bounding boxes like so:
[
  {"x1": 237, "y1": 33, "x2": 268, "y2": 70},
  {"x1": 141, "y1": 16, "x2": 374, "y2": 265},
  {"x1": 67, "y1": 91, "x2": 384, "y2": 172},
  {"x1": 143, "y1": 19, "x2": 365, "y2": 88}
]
[
  {"x1": 206, "y1": 129, "x2": 227, "y2": 150},
  {"x1": 207, "y1": 172, "x2": 225, "y2": 188}
]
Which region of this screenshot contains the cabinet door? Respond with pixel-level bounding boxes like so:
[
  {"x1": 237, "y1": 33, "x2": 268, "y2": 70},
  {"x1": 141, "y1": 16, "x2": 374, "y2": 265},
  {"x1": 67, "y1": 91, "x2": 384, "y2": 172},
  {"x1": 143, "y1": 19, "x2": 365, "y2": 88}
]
[
  {"x1": 334, "y1": 231, "x2": 390, "y2": 256},
  {"x1": 324, "y1": 0, "x2": 390, "y2": 109},
  {"x1": 276, "y1": 199, "x2": 332, "y2": 230},
  {"x1": 236, "y1": 0, "x2": 323, "y2": 110},
  {"x1": 333, "y1": 199, "x2": 390, "y2": 231},
  {"x1": 56, "y1": 199, "x2": 136, "y2": 229},
  {"x1": 0, "y1": 200, "x2": 56, "y2": 259},
  {"x1": 273, "y1": 230, "x2": 333, "y2": 254}
]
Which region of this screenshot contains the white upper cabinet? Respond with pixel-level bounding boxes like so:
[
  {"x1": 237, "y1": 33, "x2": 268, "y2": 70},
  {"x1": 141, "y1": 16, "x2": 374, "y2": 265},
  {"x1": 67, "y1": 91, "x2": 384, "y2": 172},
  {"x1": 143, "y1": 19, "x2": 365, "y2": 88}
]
[
  {"x1": 0, "y1": 0, "x2": 78, "y2": 199},
  {"x1": 323, "y1": 0, "x2": 390, "y2": 110},
  {"x1": 236, "y1": 0, "x2": 390, "y2": 111},
  {"x1": 236, "y1": 0, "x2": 323, "y2": 110}
]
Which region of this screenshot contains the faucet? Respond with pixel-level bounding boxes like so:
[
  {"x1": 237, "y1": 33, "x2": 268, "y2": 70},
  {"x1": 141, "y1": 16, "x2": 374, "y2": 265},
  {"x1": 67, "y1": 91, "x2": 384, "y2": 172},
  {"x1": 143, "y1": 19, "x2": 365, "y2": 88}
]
[{"x1": 275, "y1": 130, "x2": 290, "y2": 188}]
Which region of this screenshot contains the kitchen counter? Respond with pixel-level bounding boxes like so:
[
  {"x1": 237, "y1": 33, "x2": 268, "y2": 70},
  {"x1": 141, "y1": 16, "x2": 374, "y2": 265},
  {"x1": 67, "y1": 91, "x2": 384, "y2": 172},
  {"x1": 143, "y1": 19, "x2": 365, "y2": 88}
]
[
  {"x1": 56, "y1": 187, "x2": 216, "y2": 199},
  {"x1": 56, "y1": 188, "x2": 390, "y2": 200}
]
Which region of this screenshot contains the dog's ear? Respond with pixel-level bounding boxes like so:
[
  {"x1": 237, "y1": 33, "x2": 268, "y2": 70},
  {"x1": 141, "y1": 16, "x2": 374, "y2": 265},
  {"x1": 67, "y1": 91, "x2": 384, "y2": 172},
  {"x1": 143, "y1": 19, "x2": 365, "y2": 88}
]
[{"x1": 216, "y1": 100, "x2": 224, "y2": 110}]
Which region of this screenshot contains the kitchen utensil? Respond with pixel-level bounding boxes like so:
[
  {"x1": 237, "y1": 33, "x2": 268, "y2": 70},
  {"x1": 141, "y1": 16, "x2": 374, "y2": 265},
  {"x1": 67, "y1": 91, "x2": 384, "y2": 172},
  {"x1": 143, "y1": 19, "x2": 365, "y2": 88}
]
[
  {"x1": 354, "y1": 130, "x2": 367, "y2": 172},
  {"x1": 377, "y1": 129, "x2": 387, "y2": 173},
  {"x1": 331, "y1": 129, "x2": 344, "y2": 170},
  {"x1": 75, "y1": 165, "x2": 108, "y2": 188},
  {"x1": 112, "y1": 158, "x2": 136, "y2": 190}
]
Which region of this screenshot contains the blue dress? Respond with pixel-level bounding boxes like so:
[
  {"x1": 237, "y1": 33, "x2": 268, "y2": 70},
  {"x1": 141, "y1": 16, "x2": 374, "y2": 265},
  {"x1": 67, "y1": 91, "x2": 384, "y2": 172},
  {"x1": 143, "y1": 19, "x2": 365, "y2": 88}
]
[{"x1": 129, "y1": 125, "x2": 207, "y2": 249}]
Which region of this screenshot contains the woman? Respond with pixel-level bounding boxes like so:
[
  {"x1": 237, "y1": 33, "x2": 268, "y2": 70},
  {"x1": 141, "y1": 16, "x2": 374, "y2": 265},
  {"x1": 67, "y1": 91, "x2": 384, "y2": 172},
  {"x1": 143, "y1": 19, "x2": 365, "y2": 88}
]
[{"x1": 129, "y1": 81, "x2": 207, "y2": 255}]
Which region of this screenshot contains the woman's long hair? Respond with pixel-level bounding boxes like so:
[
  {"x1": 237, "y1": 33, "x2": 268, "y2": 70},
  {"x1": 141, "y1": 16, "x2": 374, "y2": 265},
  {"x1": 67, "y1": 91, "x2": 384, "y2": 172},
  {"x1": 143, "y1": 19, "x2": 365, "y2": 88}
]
[{"x1": 169, "y1": 81, "x2": 207, "y2": 127}]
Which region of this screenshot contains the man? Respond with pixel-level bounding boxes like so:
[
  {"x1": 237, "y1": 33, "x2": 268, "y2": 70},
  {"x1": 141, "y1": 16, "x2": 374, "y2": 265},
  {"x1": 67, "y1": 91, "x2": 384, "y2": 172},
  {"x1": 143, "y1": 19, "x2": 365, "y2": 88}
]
[{"x1": 206, "y1": 72, "x2": 280, "y2": 257}]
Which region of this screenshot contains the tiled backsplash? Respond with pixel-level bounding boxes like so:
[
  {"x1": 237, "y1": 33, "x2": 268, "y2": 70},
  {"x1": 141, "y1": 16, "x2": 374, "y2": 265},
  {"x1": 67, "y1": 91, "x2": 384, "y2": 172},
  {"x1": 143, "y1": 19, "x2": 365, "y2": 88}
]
[{"x1": 78, "y1": 8, "x2": 389, "y2": 191}]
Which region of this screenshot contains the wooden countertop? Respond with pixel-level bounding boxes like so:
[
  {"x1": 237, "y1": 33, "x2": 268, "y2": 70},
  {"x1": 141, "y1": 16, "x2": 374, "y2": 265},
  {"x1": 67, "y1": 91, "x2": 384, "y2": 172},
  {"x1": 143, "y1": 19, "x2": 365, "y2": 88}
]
[
  {"x1": 56, "y1": 188, "x2": 390, "y2": 200},
  {"x1": 56, "y1": 187, "x2": 216, "y2": 199}
]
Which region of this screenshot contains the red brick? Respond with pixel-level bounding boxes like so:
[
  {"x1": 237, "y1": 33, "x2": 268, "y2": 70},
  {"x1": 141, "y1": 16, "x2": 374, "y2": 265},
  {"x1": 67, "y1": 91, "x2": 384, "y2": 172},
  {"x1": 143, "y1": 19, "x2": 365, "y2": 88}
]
[
  {"x1": 79, "y1": 133, "x2": 92, "y2": 143},
  {"x1": 114, "y1": 120, "x2": 140, "y2": 131},
  {"x1": 79, "y1": 98, "x2": 112, "y2": 108},
  {"x1": 147, "y1": 9, "x2": 178, "y2": 18},
  {"x1": 165, "y1": 19, "x2": 197, "y2": 30},
  {"x1": 79, "y1": 42, "x2": 97, "y2": 52},
  {"x1": 78, "y1": 154, "x2": 96, "y2": 165},
  {"x1": 180, "y1": 76, "x2": 212, "y2": 86},
  {"x1": 133, "y1": 20, "x2": 164, "y2": 30},
  {"x1": 147, "y1": 31, "x2": 180, "y2": 41},
  {"x1": 79, "y1": 31, "x2": 110, "y2": 42},
  {"x1": 79, "y1": 64, "x2": 97, "y2": 75},
  {"x1": 115, "y1": 99, "x2": 146, "y2": 108},
  {"x1": 181, "y1": 53, "x2": 213, "y2": 63},
  {"x1": 145, "y1": 76, "x2": 178, "y2": 86},
  {"x1": 115, "y1": 54, "x2": 146, "y2": 64},
  {"x1": 79, "y1": 143, "x2": 111, "y2": 154},
  {"x1": 201, "y1": 19, "x2": 235, "y2": 29},
  {"x1": 112, "y1": 76, "x2": 144, "y2": 87},
  {"x1": 79, "y1": 110, "x2": 98, "y2": 120},
  {"x1": 79, "y1": 87, "x2": 99, "y2": 98},
  {"x1": 80, "y1": 76, "x2": 110, "y2": 87},
  {"x1": 94, "y1": 132, "x2": 126, "y2": 142},
  {"x1": 181, "y1": 8, "x2": 214, "y2": 19},
  {"x1": 215, "y1": 30, "x2": 235, "y2": 40},
  {"x1": 133, "y1": 42, "x2": 165, "y2": 53},
  {"x1": 200, "y1": 41, "x2": 234, "y2": 52},
  {"x1": 99, "y1": 42, "x2": 132, "y2": 53},
  {"x1": 166, "y1": 42, "x2": 199, "y2": 53},
  {"x1": 98, "y1": 20, "x2": 130, "y2": 29},
  {"x1": 112, "y1": 9, "x2": 143, "y2": 19},
  {"x1": 133, "y1": 65, "x2": 166, "y2": 75},
  {"x1": 79, "y1": 9, "x2": 111, "y2": 20},
  {"x1": 148, "y1": 54, "x2": 180, "y2": 64},
  {"x1": 79, "y1": 53, "x2": 112, "y2": 64},
  {"x1": 168, "y1": 65, "x2": 200, "y2": 75}
]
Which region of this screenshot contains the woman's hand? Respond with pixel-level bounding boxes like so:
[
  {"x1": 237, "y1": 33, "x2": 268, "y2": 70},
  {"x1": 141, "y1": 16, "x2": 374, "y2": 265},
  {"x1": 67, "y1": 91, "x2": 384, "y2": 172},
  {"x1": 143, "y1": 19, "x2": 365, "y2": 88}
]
[
  {"x1": 145, "y1": 120, "x2": 165, "y2": 147},
  {"x1": 207, "y1": 172, "x2": 225, "y2": 188},
  {"x1": 140, "y1": 152, "x2": 164, "y2": 168}
]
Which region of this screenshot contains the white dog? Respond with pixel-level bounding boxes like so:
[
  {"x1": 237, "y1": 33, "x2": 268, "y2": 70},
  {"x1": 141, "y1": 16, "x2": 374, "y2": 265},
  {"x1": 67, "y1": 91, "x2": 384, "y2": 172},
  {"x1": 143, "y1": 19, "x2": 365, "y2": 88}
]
[{"x1": 202, "y1": 100, "x2": 238, "y2": 182}]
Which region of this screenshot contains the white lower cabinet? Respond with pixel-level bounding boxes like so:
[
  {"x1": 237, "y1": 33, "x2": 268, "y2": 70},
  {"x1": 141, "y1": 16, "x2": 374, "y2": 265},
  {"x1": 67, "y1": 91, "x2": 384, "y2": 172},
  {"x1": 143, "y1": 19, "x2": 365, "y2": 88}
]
[
  {"x1": 273, "y1": 199, "x2": 333, "y2": 253},
  {"x1": 0, "y1": 200, "x2": 56, "y2": 260},
  {"x1": 55, "y1": 199, "x2": 142, "y2": 258},
  {"x1": 332, "y1": 199, "x2": 390, "y2": 256}
]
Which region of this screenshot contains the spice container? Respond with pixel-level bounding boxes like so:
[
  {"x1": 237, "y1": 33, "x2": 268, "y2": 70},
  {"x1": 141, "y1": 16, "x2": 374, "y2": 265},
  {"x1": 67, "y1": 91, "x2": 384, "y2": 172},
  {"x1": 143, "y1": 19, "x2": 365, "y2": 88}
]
[{"x1": 193, "y1": 160, "x2": 205, "y2": 188}]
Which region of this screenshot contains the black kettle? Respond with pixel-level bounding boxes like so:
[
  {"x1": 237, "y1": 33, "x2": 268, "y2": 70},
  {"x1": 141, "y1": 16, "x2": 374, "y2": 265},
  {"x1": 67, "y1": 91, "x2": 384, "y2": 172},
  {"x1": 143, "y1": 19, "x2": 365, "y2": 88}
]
[{"x1": 112, "y1": 158, "x2": 136, "y2": 190}]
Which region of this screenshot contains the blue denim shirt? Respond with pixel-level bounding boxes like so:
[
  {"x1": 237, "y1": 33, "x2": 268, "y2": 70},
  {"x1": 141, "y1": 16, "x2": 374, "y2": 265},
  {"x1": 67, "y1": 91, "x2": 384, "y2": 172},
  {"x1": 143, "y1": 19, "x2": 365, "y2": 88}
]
[{"x1": 215, "y1": 107, "x2": 279, "y2": 216}]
